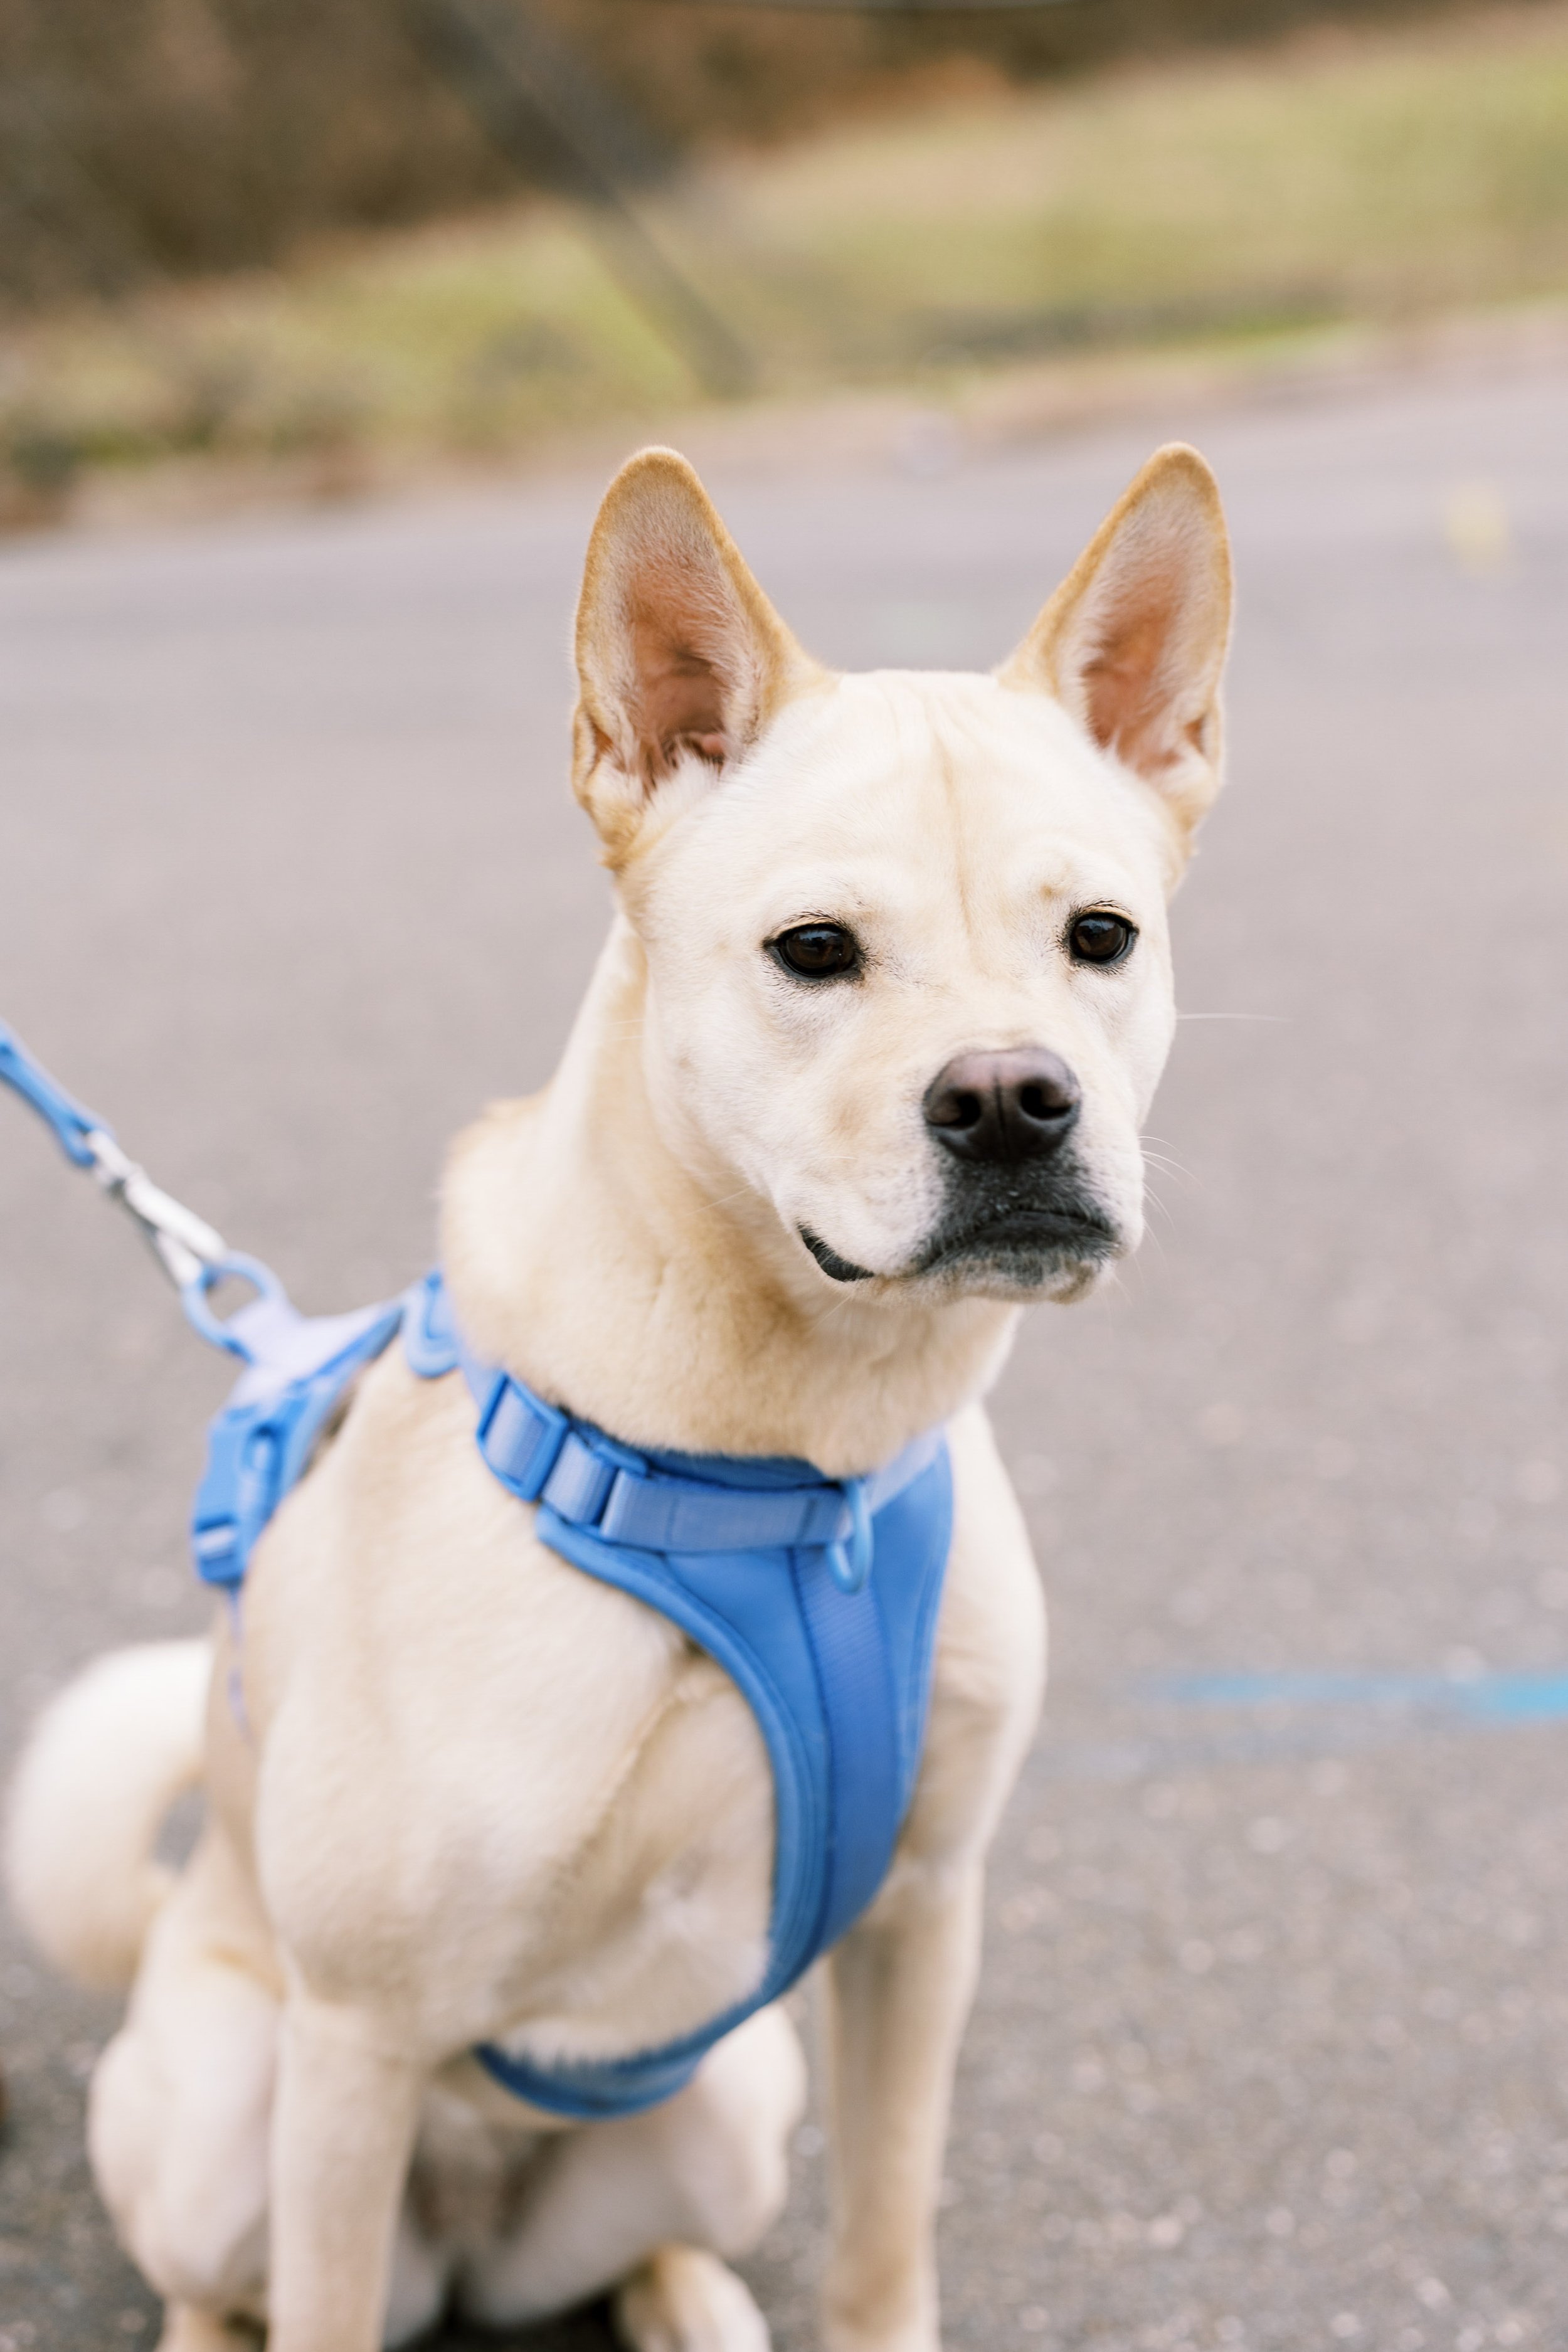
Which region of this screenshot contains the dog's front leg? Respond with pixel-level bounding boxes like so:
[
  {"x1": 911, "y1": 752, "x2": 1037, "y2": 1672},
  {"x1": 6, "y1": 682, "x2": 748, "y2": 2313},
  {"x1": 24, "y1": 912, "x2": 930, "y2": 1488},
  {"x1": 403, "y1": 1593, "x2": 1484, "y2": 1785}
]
[
  {"x1": 268, "y1": 1992, "x2": 425, "y2": 2352},
  {"x1": 821, "y1": 1860, "x2": 984, "y2": 2352}
]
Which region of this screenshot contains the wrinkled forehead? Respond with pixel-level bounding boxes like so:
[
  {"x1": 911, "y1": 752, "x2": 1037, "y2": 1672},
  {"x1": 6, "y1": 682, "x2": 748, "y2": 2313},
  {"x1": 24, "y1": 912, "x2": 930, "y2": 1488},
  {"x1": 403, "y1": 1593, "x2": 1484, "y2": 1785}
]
[{"x1": 635, "y1": 670, "x2": 1175, "y2": 931}]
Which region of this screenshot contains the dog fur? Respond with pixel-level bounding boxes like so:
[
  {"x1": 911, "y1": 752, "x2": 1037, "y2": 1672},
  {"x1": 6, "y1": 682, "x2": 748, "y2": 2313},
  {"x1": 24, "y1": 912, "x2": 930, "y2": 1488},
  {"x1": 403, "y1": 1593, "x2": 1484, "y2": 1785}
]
[{"x1": 6, "y1": 442, "x2": 1231, "y2": 2352}]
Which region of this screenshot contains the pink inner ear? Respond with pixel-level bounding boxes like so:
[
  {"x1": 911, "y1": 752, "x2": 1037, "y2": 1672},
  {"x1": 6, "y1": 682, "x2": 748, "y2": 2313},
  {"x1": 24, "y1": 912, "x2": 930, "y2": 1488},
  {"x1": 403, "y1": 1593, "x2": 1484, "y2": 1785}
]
[
  {"x1": 1080, "y1": 590, "x2": 1188, "y2": 779},
  {"x1": 631, "y1": 617, "x2": 729, "y2": 778}
]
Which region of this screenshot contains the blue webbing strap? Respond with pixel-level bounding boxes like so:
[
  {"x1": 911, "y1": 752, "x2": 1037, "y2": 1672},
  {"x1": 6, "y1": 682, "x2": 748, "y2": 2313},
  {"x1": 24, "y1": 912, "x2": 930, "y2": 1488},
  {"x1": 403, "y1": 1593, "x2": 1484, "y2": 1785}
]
[
  {"x1": 1, "y1": 1019, "x2": 245, "y2": 1304},
  {"x1": 0, "y1": 1020, "x2": 100, "y2": 1166},
  {"x1": 401, "y1": 1271, "x2": 936, "y2": 1592},
  {"x1": 797, "y1": 1541, "x2": 903, "y2": 1953},
  {"x1": 189, "y1": 1283, "x2": 409, "y2": 1591}
]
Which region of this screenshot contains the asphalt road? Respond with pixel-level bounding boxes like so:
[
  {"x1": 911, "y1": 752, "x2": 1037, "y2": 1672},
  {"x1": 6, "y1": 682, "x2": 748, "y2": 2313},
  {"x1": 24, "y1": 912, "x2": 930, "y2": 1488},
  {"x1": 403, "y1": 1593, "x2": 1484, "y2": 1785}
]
[{"x1": 3, "y1": 354, "x2": 1567, "y2": 2352}]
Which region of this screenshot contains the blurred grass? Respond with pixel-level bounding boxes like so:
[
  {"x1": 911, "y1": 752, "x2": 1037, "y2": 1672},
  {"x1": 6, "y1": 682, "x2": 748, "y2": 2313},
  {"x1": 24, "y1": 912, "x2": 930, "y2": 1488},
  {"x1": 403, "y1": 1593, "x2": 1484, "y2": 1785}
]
[
  {"x1": 6, "y1": 0, "x2": 1568, "y2": 522},
  {"x1": 729, "y1": 7, "x2": 1568, "y2": 348}
]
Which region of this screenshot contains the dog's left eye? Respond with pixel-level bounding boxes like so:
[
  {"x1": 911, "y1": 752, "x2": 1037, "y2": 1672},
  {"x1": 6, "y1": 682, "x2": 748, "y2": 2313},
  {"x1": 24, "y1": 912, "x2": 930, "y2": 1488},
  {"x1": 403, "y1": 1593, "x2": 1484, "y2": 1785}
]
[
  {"x1": 1067, "y1": 911, "x2": 1138, "y2": 966},
  {"x1": 771, "y1": 923, "x2": 861, "y2": 981}
]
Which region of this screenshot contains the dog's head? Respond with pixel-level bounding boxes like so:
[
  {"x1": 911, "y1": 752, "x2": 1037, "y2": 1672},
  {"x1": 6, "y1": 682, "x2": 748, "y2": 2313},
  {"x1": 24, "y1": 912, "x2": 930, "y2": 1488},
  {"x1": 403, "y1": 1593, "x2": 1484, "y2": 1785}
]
[{"x1": 571, "y1": 446, "x2": 1231, "y2": 1306}]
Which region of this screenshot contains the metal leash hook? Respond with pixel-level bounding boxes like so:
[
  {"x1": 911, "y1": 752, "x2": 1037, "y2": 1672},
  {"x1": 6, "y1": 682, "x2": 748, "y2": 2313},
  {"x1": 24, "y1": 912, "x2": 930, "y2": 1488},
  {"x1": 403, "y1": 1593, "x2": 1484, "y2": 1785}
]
[
  {"x1": 78, "y1": 1125, "x2": 229, "y2": 1294},
  {"x1": 0, "y1": 1017, "x2": 270, "y2": 1348}
]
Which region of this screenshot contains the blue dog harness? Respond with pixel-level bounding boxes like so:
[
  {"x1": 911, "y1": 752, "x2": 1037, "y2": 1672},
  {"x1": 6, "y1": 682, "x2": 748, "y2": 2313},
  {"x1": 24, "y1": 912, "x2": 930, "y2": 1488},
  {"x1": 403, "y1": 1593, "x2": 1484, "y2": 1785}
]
[{"x1": 2, "y1": 1022, "x2": 954, "y2": 2121}]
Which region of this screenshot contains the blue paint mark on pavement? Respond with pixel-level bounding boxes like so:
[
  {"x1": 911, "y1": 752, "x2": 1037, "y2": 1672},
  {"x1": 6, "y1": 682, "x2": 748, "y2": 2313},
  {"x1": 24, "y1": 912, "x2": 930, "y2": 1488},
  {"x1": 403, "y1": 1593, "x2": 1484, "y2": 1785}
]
[
  {"x1": 1028, "y1": 1669, "x2": 1568, "y2": 1785},
  {"x1": 1148, "y1": 1669, "x2": 1568, "y2": 1725}
]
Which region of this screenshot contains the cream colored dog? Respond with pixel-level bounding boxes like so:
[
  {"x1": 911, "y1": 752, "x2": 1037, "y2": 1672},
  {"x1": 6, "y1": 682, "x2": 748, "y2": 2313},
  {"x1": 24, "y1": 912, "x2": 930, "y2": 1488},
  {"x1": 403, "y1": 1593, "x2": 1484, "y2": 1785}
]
[{"x1": 6, "y1": 441, "x2": 1231, "y2": 2352}]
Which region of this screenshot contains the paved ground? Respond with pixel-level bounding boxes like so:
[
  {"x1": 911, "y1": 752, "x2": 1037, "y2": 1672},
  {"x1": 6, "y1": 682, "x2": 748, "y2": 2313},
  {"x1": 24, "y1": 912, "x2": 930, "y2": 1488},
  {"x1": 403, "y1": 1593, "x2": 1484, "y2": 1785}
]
[{"x1": 2, "y1": 354, "x2": 1567, "y2": 2352}]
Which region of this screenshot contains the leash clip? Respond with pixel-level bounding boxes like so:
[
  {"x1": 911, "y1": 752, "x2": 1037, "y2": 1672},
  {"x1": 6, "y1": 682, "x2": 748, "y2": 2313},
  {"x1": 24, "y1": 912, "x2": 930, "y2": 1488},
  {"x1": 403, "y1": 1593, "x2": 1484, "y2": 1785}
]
[
  {"x1": 82, "y1": 1127, "x2": 229, "y2": 1293},
  {"x1": 0, "y1": 1021, "x2": 231, "y2": 1296}
]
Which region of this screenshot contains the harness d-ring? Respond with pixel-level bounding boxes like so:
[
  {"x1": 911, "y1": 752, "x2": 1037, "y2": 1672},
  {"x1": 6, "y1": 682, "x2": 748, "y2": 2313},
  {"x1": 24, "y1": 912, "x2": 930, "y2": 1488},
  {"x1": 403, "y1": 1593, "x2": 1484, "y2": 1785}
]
[
  {"x1": 827, "y1": 1475, "x2": 874, "y2": 1594},
  {"x1": 180, "y1": 1253, "x2": 289, "y2": 1360}
]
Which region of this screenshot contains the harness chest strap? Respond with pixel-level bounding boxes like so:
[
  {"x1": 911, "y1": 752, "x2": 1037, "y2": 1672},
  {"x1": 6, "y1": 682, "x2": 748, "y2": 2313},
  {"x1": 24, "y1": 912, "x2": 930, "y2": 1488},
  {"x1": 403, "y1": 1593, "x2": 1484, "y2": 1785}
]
[{"x1": 192, "y1": 1269, "x2": 955, "y2": 2120}]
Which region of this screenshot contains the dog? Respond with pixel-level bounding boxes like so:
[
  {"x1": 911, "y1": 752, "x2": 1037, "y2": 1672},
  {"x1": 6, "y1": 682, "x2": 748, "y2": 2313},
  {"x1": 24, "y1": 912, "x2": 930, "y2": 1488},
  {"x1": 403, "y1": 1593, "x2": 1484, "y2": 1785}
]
[{"x1": 6, "y1": 440, "x2": 1231, "y2": 2352}]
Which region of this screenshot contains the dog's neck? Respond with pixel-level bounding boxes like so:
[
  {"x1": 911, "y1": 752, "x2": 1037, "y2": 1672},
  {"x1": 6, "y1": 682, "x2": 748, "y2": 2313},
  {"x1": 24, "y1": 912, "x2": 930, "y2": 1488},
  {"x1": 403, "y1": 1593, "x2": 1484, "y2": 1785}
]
[{"x1": 440, "y1": 916, "x2": 1019, "y2": 1476}]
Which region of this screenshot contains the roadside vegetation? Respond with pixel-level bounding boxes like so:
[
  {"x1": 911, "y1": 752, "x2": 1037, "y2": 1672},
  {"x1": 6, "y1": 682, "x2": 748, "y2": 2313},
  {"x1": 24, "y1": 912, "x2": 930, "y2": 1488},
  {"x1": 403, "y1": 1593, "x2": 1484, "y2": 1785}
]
[{"x1": 5, "y1": 1, "x2": 1568, "y2": 525}]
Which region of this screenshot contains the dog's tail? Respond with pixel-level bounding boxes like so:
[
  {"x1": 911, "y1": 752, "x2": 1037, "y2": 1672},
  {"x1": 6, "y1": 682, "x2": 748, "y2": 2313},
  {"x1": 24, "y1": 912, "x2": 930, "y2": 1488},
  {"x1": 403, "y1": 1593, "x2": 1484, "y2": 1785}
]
[{"x1": 5, "y1": 1639, "x2": 212, "y2": 1992}]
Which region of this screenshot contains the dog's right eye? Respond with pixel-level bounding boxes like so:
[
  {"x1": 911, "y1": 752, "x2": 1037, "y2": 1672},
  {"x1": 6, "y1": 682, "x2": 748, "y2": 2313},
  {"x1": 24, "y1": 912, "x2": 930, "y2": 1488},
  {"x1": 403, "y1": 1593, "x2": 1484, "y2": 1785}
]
[
  {"x1": 1067, "y1": 910, "x2": 1138, "y2": 967},
  {"x1": 771, "y1": 923, "x2": 861, "y2": 981}
]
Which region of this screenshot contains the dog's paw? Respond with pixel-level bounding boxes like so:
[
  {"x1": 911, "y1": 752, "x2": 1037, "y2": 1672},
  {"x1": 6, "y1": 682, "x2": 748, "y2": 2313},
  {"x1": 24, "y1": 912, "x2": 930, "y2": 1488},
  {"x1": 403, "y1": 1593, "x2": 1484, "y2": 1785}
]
[
  {"x1": 154, "y1": 2307, "x2": 257, "y2": 2352},
  {"x1": 613, "y1": 2245, "x2": 771, "y2": 2352},
  {"x1": 822, "y1": 2287, "x2": 941, "y2": 2352}
]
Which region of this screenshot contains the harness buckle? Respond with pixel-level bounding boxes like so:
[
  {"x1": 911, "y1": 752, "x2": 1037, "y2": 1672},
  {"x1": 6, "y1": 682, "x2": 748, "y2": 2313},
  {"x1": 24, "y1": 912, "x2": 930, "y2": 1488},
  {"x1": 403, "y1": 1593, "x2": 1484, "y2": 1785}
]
[
  {"x1": 191, "y1": 1407, "x2": 283, "y2": 1588},
  {"x1": 475, "y1": 1374, "x2": 569, "y2": 1502}
]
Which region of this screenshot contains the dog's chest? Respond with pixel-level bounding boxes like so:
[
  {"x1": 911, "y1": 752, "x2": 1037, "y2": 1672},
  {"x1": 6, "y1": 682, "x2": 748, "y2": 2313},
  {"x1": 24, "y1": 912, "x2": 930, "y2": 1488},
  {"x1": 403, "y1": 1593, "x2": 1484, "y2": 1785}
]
[
  {"x1": 253, "y1": 1513, "x2": 776, "y2": 2055},
  {"x1": 467, "y1": 1641, "x2": 778, "y2": 2064}
]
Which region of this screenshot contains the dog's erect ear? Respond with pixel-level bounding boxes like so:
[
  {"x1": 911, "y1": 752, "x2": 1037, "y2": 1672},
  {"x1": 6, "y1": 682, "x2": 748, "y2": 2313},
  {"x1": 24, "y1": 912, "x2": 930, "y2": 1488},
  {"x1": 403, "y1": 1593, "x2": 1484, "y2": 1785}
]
[
  {"x1": 572, "y1": 448, "x2": 822, "y2": 861},
  {"x1": 999, "y1": 444, "x2": 1232, "y2": 849}
]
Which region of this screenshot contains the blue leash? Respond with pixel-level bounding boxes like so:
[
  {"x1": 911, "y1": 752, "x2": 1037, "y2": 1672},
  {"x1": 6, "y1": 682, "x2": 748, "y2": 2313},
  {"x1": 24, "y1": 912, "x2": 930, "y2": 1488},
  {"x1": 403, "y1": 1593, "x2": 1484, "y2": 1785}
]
[
  {"x1": 1, "y1": 1018, "x2": 419, "y2": 1589},
  {"x1": 1, "y1": 1017, "x2": 273, "y2": 1330}
]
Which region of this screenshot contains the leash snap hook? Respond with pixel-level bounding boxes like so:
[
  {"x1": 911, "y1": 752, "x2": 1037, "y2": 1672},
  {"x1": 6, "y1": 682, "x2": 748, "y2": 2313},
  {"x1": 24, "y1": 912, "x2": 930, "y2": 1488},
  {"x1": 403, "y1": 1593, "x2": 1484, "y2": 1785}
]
[
  {"x1": 0, "y1": 1021, "x2": 233, "y2": 1297},
  {"x1": 83, "y1": 1127, "x2": 229, "y2": 1293},
  {"x1": 827, "y1": 1475, "x2": 874, "y2": 1595}
]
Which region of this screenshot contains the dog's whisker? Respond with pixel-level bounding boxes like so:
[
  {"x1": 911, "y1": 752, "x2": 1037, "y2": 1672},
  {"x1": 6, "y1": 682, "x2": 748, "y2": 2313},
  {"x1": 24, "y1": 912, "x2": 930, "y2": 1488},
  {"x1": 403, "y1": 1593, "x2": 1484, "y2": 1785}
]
[
  {"x1": 695, "y1": 1187, "x2": 762, "y2": 1217},
  {"x1": 1138, "y1": 1212, "x2": 1173, "y2": 1256}
]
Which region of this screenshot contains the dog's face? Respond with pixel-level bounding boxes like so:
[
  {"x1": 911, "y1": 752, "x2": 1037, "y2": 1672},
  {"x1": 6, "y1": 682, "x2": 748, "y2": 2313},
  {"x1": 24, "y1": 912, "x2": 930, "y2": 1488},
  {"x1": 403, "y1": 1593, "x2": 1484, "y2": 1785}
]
[{"x1": 571, "y1": 448, "x2": 1232, "y2": 1306}]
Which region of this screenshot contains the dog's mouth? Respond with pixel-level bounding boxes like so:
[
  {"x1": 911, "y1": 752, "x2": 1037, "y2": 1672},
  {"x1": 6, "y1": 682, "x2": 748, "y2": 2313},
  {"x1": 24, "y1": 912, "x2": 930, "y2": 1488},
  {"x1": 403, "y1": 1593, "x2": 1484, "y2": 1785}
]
[
  {"x1": 912, "y1": 1204, "x2": 1121, "y2": 1285},
  {"x1": 799, "y1": 1203, "x2": 1121, "y2": 1290},
  {"x1": 799, "y1": 1227, "x2": 876, "y2": 1283}
]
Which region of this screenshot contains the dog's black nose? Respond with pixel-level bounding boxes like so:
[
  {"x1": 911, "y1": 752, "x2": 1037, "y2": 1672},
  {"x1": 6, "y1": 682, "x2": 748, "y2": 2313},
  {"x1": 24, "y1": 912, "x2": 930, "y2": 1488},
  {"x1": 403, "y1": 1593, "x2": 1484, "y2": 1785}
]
[{"x1": 923, "y1": 1049, "x2": 1081, "y2": 1165}]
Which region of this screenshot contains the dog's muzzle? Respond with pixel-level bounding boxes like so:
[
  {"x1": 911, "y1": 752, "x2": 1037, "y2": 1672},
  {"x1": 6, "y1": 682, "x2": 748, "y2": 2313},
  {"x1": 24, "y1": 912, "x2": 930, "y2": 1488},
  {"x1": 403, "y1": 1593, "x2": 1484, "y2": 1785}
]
[
  {"x1": 798, "y1": 1047, "x2": 1123, "y2": 1291},
  {"x1": 915, "y1": 1045, "x2": 1120, "y2": 1287}
]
